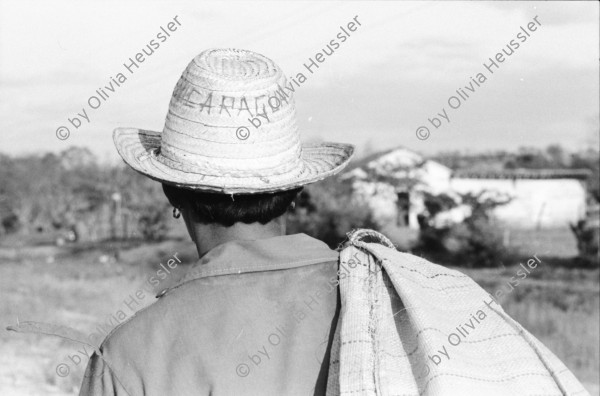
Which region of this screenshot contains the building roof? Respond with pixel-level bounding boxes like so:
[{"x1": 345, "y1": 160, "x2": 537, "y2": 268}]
[
  {"x1": 343, "y1": 146, "x2": 427, "y2": 173},
  {"x1": 344, "y1": 147, "x2": 592, "y2": 182},
  {"x1": 451, "y1": 169, "x2": 592, "y2": 180}
]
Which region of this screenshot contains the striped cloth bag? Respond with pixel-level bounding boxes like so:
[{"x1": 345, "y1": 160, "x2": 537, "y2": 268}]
[{"x1": 326, "y1": 229, "x2": 589, "y2": 396}]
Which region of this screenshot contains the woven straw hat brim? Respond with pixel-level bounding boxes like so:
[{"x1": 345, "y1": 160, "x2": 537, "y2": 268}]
[{"x1": 114, "y1": 127, "x2": 355, "y2": 194}]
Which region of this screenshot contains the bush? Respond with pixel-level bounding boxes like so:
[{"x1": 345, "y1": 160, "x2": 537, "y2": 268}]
[
  {"x1": 287, "y1": 178, "x2": 377, "y2": 249},
  {"x1": 570, "y1": 218, "x2": 600, "y2": 268},
  {"x1": 134, "y1": 204, "x2": 171, "y2": 241},
  {"x1": 414, "y1": 191, "x2": 513, "y2": 267},
  {"x1": 445, "y1": 217, "x2": 510, "y2": 267}
]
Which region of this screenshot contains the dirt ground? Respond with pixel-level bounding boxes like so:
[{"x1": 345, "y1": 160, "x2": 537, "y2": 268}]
[{"x1": 1, "y1": 240, "x2": 598, "y2": 395}]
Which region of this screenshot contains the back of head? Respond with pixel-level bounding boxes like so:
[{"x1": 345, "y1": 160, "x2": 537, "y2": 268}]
[{"x1": 162, "y1": 184, "x2": 302, "y2": 227}]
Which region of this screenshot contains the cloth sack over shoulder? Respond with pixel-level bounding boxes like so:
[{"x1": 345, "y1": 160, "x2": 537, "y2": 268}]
[{"x1": 326, "y1": 229, "x2": 589, "y2": 396}]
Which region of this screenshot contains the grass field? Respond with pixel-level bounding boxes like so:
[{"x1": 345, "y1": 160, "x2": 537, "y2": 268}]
[
  {"x1": 504, "y1": 227, "x2": 580, "y2": 258},
  {"x1": 0, "y1": 239, "x2": 598, "y2": 395}
]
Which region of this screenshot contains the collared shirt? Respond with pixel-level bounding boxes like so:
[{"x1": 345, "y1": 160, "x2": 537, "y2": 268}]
[{"x1": 79, "y1": 233, "x2": 340, "y2": 396}]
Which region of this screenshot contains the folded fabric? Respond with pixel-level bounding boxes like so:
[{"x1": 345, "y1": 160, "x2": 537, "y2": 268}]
[{"x1": 327, "y1": 229, "x2": 589, "y2": 396}]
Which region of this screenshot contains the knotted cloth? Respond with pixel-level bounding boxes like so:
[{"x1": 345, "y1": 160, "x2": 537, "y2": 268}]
[{"x1": 327, "y1": 229, "x2": 589, "y2": 396}]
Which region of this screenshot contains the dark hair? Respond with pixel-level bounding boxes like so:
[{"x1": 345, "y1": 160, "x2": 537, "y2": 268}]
[{"x1": 162, "y1": 184, "x2": 302, "y2": 227}]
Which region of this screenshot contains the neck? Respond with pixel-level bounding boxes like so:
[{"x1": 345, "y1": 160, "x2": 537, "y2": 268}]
[{"x1": 187, "y1": 217, "x2": 286, "y2": 257}]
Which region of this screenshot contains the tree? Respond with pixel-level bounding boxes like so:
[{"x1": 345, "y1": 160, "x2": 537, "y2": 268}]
[{"x1": 414, "y1": 191, "x2": 512, "y2": 267}]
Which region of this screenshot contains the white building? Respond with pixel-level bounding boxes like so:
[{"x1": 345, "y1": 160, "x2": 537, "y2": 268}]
[
  {"x1": 450, "y1": 169, "x2": 589, "y2": 229},
  {"x1": 343, "y1": 147, "x2": 590, "y2": 230}
]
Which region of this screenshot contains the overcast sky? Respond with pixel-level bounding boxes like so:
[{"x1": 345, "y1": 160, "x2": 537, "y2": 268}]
[{"x1": 0, "y1": 1, "x2": 598, "y2": 162}]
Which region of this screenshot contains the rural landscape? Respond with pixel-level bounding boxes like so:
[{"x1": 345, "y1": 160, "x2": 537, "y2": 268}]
[
  {"x1": 0, "y1": 142, "x2": 598, "y2": 395},
  {"x1": 0, "y1": 0, "x2": 597, "y2": 394}
]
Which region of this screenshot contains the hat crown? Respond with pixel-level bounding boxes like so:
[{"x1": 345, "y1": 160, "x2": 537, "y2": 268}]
[
  {"x1": 113, "y1": 48, "x2": 354, "y2": 194},
  {"x1": 159, "y1": 48, "x2": 299, "y2": 175},
  {"x1": 192, "y1": 48, "x2": 279, "y2": 81}
]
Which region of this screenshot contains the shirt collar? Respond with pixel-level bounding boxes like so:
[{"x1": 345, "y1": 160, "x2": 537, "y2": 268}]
[{"x1": 179, "y1": 233, "x2": 338, "y2": 283}]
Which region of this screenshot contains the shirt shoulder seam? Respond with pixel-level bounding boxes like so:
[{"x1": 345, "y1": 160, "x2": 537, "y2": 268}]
[{"x1": 169, "y1": 255, "x2": 338, "y2": 294}]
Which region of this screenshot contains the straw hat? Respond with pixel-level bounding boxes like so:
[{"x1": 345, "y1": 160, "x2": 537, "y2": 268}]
[{"x1": 113, "y1": 48, "x2": 354, "y2": 194}]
